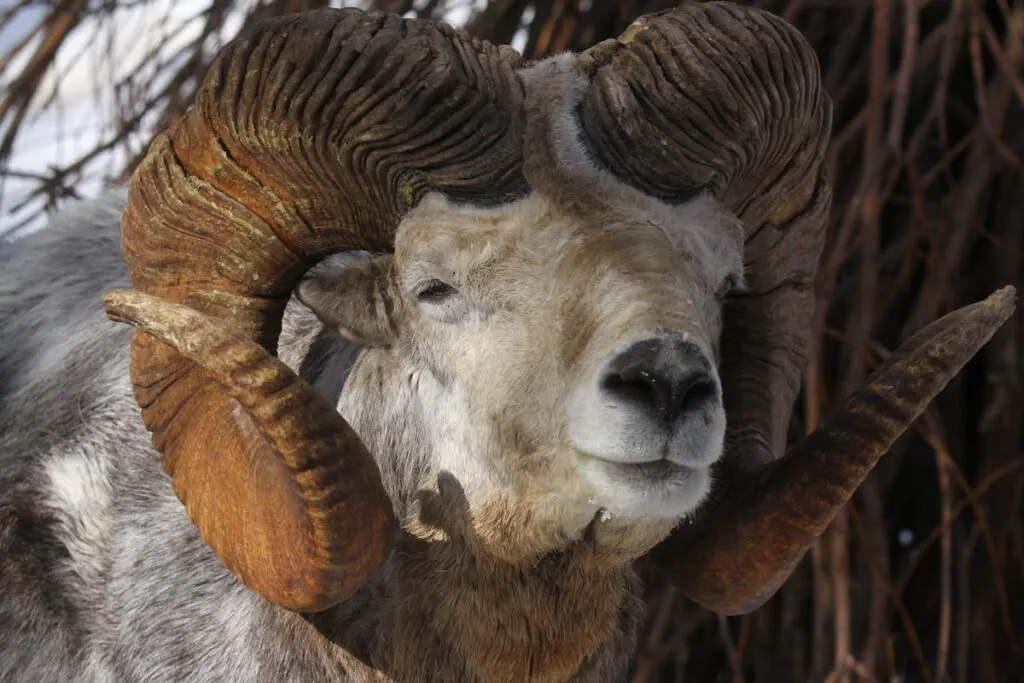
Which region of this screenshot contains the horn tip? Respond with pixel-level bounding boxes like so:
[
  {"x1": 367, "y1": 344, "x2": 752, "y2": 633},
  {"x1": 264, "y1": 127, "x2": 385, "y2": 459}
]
[
  {"x1": 973, "y1": 285, "x2": 1018, "y2": 333},
  {"x1": 986, "y1": 284, "x2": 1017, "y2": 314},
  {"x1": 103, "y1": 288, "x2": 143, "y2": 324}
]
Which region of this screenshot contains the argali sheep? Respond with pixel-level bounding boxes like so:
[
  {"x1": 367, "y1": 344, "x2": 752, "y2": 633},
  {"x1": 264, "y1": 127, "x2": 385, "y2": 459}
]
[{"x1": 0, "y1": 4, "x2": 1015, "y2": 681}]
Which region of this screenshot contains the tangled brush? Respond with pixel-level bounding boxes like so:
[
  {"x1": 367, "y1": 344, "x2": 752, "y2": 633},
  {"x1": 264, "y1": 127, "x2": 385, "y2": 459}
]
[{"x1": 2, "y1": 0, "x2": 1020, "y2": 680}]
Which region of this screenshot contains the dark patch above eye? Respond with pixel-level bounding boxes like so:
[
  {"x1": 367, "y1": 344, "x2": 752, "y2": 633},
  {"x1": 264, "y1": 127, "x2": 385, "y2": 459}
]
[{"x1": 416, "y1": 279, "x2": 457, "y2": 302}]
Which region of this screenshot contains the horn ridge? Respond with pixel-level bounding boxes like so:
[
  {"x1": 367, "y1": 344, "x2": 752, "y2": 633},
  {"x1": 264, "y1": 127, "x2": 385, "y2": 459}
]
[
  {"x1": 653, "y1": 286, "x2": 1017, "y2": 614},
  {"x1": 106, "y1": 8, "x2": 526, "y2": 611}
]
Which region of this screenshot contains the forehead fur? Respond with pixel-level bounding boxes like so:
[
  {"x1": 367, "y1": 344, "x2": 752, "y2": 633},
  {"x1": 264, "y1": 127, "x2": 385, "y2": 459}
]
[
  {"x1": 392, "y1": 51, "x2": 746, "y2": 294},
  {"x1": 395, "y1": 190, "x2": 743, "y2": 302}
]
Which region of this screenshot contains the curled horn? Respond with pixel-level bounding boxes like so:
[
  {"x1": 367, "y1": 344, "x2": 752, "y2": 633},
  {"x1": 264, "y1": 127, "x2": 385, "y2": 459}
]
[
  {"x1": 103, "y1": 9, "x2": 527, "y2": 612},
  {"x1": 655, "y1": 286, "x2": 1017, "y2": 614},
  {"x1": 577, "y1": 1, "x2": 832, "y2": 473},
  {"x1": 576, "y1": 2, "x2": 1017, "y2": 613}
]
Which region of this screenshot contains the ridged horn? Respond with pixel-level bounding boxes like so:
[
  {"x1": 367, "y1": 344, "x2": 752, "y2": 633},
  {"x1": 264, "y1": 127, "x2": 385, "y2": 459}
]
[
  {"x1": 575, "y1": 2, "x2": 1016, "y2": 613},
  {"x1": 578, "y1": 2, "x2": 832, "y2": 477},
  {"x1": 103, "y1": 8, "x2": 527, "y2": 612},
  {"x1": 652, "y1": 286, "x2": 1017, "y2": 614}
]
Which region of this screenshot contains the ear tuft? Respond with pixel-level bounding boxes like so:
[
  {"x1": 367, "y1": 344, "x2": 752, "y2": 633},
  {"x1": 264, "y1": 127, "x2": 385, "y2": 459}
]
[{"x1": 296, "y1": 254, "x2": 402, "y2": 347}]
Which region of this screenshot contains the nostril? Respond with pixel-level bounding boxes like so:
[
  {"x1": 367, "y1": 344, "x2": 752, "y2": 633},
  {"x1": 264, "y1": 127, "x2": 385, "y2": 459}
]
[
  {"x1": 602, "y1": 337, "x2": 718, "y2": 423},
  {"x1": 602, "y1": 365, "x2": 661, "y2": 408},
  {"x1": 672, "y1": 371, "x2": 716, "y2": 421}
]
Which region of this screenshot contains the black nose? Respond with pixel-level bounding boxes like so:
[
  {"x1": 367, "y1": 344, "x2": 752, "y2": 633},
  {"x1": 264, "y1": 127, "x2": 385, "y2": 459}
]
[{"x1": 602, "y1": 337, "x2": 718, "y2": 423}]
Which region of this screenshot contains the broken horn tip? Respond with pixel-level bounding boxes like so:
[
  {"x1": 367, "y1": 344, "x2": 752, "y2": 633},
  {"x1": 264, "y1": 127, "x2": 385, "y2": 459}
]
[
  {"x1": 104, "y1": 287, "x2": 151, "y2": 303},
  {"x1": 102, "y1": 289, "x2": 162, "y2": 328},
  {"x1": 102, "y1": 289, "x2": 135, "y2": 319},
  {"x1": 103, "y1": 287, "x2": 151, "y2": 308}
]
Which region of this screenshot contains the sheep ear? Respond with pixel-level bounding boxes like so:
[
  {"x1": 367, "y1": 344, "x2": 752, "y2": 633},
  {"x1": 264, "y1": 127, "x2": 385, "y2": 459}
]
[{"x1": 296, "y1": 255, "x2": 403, "y2": 347}]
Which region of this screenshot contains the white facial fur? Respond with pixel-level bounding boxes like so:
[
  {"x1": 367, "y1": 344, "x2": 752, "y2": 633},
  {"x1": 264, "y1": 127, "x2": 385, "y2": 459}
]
[
  {"x1": 304, "y1": 187, "x2": 744, "y2": 564},
  {"x1": 294, "y1": 53, "x2": 748, "y2": 563}
]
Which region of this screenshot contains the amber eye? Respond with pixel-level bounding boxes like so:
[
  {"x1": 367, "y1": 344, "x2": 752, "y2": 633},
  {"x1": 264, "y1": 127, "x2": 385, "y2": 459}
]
[{"x1": 416, "y1": 279, "x2": 457, "y2": 303}]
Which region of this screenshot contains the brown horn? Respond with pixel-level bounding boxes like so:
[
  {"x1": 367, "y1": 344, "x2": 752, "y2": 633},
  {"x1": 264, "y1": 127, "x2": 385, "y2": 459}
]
[
  {"x1": 652, "y1": 286, "x2": 1017, "y2": 614},
  {"x1": 577, "y1": 1, "x2": 832, "y2": 476},
  {"x1": 575, "y1": 2, "x2": 1017, "y2": 613},
  {"x1": 103, "y1": 8, "x2": 526, "y2": 612}
]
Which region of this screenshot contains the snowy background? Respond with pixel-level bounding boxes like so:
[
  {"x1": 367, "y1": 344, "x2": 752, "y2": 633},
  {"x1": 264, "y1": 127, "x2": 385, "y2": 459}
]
[{"x1": 0, "y1": 0, "x2": 505, "y2": 237}]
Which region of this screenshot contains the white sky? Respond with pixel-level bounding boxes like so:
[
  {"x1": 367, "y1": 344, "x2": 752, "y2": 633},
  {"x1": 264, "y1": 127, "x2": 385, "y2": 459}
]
[
  {"x1": 1, "y1": 0, "x2": 222, "y2": 235},
  {"x1": 0, "y1": 0, "x2": 504, "y2": 236}
]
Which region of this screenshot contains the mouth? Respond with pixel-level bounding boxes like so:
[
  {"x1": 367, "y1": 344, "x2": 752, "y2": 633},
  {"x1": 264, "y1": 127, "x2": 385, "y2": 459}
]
[
  {"x1": 592, "y1": 455, "x2": 696, "y2": 478},
  {"x1": 572, "y1": 450, "x2": 712, "y2": 519},
  {"x1": 575, "y1": 451, "x2": 707, "y2": 488},
  {"x1": 576, "y1": 449, "x2": 702, "y2": 477}
]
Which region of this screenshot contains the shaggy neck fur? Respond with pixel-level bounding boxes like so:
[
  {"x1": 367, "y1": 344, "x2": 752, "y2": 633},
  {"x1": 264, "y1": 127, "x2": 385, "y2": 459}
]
[
  {"x1": 309, "y1": 535, "x2": 643, "y2": 682},
  {"x1": 281, "y1": 298, "x2": 645, "y2": 682}
]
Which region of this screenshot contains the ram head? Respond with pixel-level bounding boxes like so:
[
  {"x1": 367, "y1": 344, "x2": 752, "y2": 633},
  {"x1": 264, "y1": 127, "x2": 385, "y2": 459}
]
[{"x1": 103, "y1": 3, "x2": 1016, "y2": 615}]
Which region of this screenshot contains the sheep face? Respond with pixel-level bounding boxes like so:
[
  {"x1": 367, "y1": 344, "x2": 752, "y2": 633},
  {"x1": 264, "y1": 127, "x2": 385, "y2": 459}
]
[{"x1": 297, "y1": 190, "x2": 744, "y2": 563}]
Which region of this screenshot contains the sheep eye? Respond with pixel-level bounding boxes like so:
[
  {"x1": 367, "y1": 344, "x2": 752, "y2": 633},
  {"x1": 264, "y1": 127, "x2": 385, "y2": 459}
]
[{"x1": 416, "y1": 279, "x2": 457, "y2": 303}]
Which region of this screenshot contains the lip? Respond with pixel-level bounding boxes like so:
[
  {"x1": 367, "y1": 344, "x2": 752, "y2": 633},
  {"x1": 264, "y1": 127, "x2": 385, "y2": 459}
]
[
  {"x1": 576, "y1": 452, "x2": 699, "y2": 480},
  {"x1": 574, "y1": 451, "x2": 713, "y2": 520}
]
